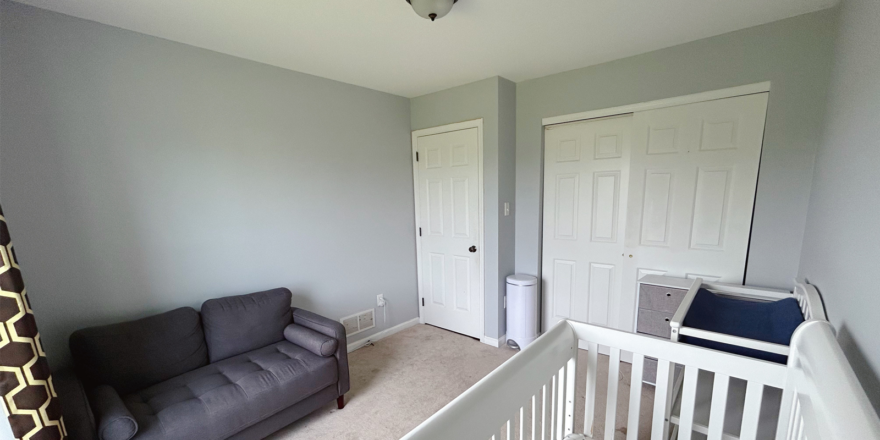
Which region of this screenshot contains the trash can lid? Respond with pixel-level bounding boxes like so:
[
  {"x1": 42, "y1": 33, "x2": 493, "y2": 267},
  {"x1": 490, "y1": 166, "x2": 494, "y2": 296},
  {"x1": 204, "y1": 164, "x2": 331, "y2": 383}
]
[{"x1": 506, "y1": 274, "x2": 538, "y2": 286}]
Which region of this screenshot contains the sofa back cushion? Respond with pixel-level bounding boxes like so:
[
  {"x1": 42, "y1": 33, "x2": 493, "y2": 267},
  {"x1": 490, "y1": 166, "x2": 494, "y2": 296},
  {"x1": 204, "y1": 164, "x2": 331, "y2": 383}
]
[
  {"x1": 201, "y1": 288, "x2": 292, "y2": 362},
  {"x1": 69, "y1": 307, "x2": 208, "y2": 395}
]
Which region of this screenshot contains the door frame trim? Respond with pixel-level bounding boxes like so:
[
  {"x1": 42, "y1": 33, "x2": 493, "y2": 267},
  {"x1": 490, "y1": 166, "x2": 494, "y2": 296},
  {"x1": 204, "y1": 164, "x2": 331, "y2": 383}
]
[
  {"x1": 411, "y1": 118, "x2": 486, "y2": 342},
  {"x1": 542, "y1": 81, "x2": 770, "y2": 127}
]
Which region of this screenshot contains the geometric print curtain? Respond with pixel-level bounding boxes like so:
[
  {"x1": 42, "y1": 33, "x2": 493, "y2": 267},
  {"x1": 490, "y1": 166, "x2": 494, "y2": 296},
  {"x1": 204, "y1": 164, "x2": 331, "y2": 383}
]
[{"x1": 0, "y1": 205, "x2": 66, "y2": 439}]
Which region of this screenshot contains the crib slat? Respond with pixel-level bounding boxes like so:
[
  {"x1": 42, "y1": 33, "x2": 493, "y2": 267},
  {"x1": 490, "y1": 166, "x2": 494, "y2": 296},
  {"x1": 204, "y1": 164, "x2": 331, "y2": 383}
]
[
  {"x1": 740, "y1": 381, "x2": 764, "y2": 440},
  {"x1": 774, "y1": 387, "x2": 794, "y2": 440},
  {"x1": 550, "y1": 375, "x2": 556, "y2": 440},
  {"x1": 520, "y1": 406, "x2": 524, "y2": 440},
  {"x1": 542, "y1": 383, "x2": 547, "y2": 440},
  {"x1": 584, "y1": 341, "x2": 599, "y2": 437},
  {"x1": 556, "y1": 366, "x2": 565, "y2": 440},
  {"x1": 604, "y1": 347, "x2": 621, "y2": 440},
  {"x1": 707, "y1": 373, "x2": 730, "y2": 440},
  {"x1": 625, "y1": 353, "x2": 645, "y2": 440},
  {"x1": 790, "y1": 398, "x2": 802, "y2": 440},
  {"x1": 532, "y1": 394, "x2": 536, "y2": 440},
  {"x1": 678, "y1": 365, "x2": 700, "y2": 440},
  {"x1": 564, "y1": 357, "x2": 576, "y2": 435},
  {"x1": 650, "y1": 360, "x2": 673, "y2": 440},
  {"x1": 507, "y1": 418, "x2": 511, "y2": 440}
]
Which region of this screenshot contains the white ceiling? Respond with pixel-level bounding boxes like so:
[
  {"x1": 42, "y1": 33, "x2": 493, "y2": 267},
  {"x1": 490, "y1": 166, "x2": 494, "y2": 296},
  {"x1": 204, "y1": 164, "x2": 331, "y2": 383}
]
[{"x1": 15, "y1": 0, "x2": 837, "y2": 98}]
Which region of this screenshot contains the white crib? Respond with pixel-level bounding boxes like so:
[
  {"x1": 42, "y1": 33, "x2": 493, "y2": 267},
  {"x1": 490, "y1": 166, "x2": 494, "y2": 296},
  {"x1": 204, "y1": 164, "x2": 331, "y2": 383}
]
[
  {"x1": 401, "y1": 318, "x2": 880, "y2": 440},
  {"x1": 652, "y1": 278, "x2": 828, "y2": 438}
]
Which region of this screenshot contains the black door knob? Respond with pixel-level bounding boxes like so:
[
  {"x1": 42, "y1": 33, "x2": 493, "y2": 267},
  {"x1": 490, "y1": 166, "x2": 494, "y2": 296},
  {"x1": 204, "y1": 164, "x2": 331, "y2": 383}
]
[{"x1": 469, "y1": 246, "x2": 477, "y2": 253}]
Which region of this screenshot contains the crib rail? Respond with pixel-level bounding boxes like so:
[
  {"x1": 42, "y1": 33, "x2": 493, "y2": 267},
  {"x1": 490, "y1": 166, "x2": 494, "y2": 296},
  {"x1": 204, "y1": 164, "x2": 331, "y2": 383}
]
[
  {"x1": 402, "y1": 319, "x2": 880, "y2": 440},
  {"x1": 791, "y1": 280, "x2": 826, "y2": 322},
  {"x1": 570, "y1": 321, "x2": 787, "y2": 440},
  {"x1": 779, "y1": 321, "x2": 880, "y2": 439},
  {"x1": 399, "y1": 321, "x2": 578, "y2": 440}
]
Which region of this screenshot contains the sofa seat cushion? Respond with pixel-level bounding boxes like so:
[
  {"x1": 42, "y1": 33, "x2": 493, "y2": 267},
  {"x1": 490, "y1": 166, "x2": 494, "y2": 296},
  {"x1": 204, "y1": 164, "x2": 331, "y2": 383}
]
[{"x1": 122, "y1": 341, "x2": 337, "y2": 440}]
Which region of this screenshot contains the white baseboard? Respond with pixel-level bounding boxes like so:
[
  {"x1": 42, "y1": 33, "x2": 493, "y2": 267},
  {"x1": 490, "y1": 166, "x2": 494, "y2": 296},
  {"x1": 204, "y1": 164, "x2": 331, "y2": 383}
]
[
  {"x1": 347, "y1": 317, "x2": 420, "y2": 352},
  {"x1": 480, "y1": 334, "x2": 507, "y2": 348}
]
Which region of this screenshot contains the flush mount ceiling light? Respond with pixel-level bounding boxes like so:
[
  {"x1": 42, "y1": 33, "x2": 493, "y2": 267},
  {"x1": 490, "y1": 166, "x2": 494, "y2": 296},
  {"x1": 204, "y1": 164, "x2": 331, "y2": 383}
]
[{"x1": 406, "y1": 0, "x2": 458, "y2": 21}]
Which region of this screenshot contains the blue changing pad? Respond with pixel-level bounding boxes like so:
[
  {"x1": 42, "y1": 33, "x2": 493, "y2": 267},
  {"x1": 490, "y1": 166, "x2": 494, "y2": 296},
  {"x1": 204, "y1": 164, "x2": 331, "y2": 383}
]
[{"x1": 680, "y1": 288, "x2": 804, "y2": 364}]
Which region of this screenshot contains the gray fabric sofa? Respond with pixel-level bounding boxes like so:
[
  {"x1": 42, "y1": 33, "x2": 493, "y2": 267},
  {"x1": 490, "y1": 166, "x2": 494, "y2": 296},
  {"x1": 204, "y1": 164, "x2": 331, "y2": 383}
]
[{"x1": 60, "y1": 288, "x2": 349, "y2": 440}]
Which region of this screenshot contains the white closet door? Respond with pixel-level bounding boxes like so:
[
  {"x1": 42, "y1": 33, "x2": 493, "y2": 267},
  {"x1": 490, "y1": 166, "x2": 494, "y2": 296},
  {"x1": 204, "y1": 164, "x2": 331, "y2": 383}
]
[
  {"x1": 416, "y1": 127, "x2": 483, "y2": 339},
  {"x1": 542, "y1": 115, "x2": 633, "y2": 330},
  {"x1": 618, "y1": 93, "x2": 769, "y2": 331}
]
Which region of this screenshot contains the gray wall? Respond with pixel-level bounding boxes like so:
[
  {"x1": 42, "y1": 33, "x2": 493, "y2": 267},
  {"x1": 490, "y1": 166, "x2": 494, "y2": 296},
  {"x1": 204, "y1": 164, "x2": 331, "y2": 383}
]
[
  {"x1": 515, "y1": 9, "x2": 837, "y2": 290},
  {"x1": 799, "y1": 0, "x2": 880, "y2": 411},
  {"x1": 410, "y1": 76, "x2": 516, "y2": 339},
  {"x1": 497, "y1": 78, "x2": 516, "y2": 338},
  {"x1": 0, "y1": 1, "x2": 417, "y2": 369}
]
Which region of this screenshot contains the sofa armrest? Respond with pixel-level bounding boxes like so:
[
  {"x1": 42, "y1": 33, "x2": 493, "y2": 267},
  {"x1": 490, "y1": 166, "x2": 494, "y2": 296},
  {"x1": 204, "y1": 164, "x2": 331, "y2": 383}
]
[
  {"x1": 291, "y1": 308, "x2": 350, "y2": 397},
  {"x1": 284, "y1": 323, "x2": 338, "y2": 356},
  {"x1": 90, "y1": 385, "x2": 138, "y2": 440},
  {"x1": 54, "y1": 368, "x2": 98, "y2": 440}
]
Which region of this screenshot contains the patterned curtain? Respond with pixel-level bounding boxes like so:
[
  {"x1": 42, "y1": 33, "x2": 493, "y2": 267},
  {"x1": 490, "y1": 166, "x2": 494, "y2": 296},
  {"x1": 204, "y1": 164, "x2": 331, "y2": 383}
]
[{"x1": 0, "y1": 205, "x2": 66, "y2": 439}]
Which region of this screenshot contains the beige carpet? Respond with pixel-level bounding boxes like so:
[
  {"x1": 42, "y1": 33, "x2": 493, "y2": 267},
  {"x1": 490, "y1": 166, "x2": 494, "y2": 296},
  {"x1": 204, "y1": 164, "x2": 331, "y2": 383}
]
[{"x1": 268, "y1": 324, "x2": 655, "y2": 440}]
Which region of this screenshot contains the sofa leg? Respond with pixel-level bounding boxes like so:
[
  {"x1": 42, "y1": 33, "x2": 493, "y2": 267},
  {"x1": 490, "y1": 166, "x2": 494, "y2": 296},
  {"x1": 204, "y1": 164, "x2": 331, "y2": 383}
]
[{"x1": 337, "y1": 395, "x2": 345, "y2": 410}]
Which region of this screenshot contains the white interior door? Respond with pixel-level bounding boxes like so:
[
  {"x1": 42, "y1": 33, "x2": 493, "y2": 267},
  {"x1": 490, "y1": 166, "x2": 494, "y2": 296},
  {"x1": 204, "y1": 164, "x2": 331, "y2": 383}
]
[
  {"x1": 415, "y1": 126, "x2": 482, "y2": 339},
  {"x1": 619, "y1": 92, "x2": 769, "y2": 331},
  {"x1": 542, "y1": 115, "x2": 633, "y2": 331}
]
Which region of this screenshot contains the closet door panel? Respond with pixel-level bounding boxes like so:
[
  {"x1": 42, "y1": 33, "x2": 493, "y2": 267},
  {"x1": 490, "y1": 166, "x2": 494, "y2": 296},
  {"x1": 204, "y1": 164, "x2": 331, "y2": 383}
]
[
  {"x1": 542, "y1": 115, "x2": 633, "y2": 331},
  {"x1": 620, "y1": 93, "x2": 769, "y2": 332}
]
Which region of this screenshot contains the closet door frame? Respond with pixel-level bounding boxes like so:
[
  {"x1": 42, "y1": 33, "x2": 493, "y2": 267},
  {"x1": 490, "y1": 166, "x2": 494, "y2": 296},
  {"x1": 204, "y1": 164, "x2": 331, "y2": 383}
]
[
  {"x1": 542, "y1": 82, "x2": 770, "y2": 127},
  {"x1": 539, "y1": 82, "x2": 771, "y2": 333}
]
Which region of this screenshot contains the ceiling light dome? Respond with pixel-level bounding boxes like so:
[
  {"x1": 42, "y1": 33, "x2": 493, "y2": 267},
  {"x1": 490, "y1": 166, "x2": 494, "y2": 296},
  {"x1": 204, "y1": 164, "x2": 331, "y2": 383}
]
[{"x1": 407, "y1": 0, "x2": 458, "y2": 21}]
